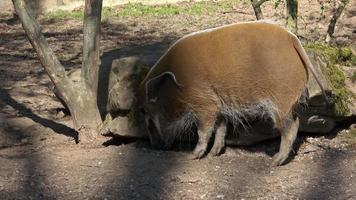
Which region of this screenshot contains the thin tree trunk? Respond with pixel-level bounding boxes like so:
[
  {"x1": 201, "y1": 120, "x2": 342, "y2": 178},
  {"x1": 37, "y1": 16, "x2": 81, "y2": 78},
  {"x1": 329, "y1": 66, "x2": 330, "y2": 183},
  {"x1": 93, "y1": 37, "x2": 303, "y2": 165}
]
[
  {"x1": 12, "y1": 0, "x2": 70, "y2": 100},
  {"x1": 251, "y1": 0, "x2": 269, "y2": 20},
  {"x1": 286, "y1": 0, "x2": 298, "y2": 34},
  {"x1": 325, "y1": 0, "x2": 349, "y2": 43},
  {"x1": 12, "y1": 0, "x2": 103, "y2": 140},
  {"x1": 82, "y1": 0, "x2": 103, "y2": 94}
]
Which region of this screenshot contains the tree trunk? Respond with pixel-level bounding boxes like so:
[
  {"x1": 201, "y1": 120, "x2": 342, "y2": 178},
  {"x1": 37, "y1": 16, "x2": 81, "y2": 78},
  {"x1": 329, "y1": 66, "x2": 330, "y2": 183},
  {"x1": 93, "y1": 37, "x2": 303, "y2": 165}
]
[
  {"x1": 65, "y1": 88, "x2": 102, "y2": 136},
  {"x1": 286, "y1": 0, "x2": 298, "y2": 34},
  {"x1": 12, "y1": 0, "x2": 103, "y2": 140},
  {"x1": 82, "y1": 0, "x2": 103, "y2": 94},
  {"x1": 251, "y1": 0, "x2": 269, "y2": 20},
  {"x1": 325, "y1": 0, "x2": 349, "y2": 43}
]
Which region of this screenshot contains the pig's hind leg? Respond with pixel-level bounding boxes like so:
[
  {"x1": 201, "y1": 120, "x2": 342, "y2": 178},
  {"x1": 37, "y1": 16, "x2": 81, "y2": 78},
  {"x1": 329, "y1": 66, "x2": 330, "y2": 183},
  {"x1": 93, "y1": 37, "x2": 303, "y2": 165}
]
[
  {"x1": 193, "y1": 115, "x2": 216, "y2": 159},
  {"x1": 210, "y1": 120, "x2": 227, "y2": 156},
  {"x1": 271, "y1": 114, "x2": 299, "y2": 166}
]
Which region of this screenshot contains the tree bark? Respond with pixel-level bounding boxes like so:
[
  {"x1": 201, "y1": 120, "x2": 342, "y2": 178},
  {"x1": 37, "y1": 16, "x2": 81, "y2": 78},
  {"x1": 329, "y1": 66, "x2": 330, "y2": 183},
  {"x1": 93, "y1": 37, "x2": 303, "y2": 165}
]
[
  {"x1": 251, "y1": 0, "x2": 269, "y2": 20},
  {"x1": 12, "y1": 0, "x2": 70, "y2": 101},
  {"x1": 12, "y1": 0, "x2": 103, "y2": 140},
  {"x1": 325, "y1": 0, "x2": 349, "y2": 43},
  {"x1": 82, "y1": 0, "x2": 103, "y2": 93},
  {"x1": 286, "y1": 0, "x2": 298, "y2": 34}
]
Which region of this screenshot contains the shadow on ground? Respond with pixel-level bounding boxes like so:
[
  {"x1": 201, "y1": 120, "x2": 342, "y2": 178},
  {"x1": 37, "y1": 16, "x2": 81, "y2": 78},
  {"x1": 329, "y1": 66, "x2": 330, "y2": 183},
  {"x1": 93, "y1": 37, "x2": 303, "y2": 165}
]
[
  {"x1": 302, "y1": 147, "x2": 352, "y2": 199},
  {"x1": 0, "y1": 88, "x2": 78, "y2": 141}
]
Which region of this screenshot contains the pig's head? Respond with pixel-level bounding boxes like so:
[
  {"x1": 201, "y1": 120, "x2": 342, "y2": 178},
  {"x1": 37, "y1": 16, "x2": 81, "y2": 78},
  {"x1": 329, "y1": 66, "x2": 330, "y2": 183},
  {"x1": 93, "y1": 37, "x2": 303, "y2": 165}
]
[{"x1": 139, "y1": 72, "x2": 183, "y2": 149}]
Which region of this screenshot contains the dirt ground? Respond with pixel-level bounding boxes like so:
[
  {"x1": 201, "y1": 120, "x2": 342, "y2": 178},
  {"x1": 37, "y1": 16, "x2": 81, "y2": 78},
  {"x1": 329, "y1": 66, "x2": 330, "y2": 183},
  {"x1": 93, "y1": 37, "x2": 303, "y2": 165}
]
[{"x1": 0, "y1": 0, "x2": 355, "y2": 199}]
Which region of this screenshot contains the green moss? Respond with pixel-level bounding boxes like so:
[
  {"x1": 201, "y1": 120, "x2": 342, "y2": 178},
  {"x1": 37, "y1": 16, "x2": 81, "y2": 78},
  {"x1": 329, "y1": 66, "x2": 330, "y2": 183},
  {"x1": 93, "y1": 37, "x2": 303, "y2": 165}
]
[
  {"x1": 339, "y1": 47, "x2": 352, "y2": 60},
  {"x1": 341, "y1": 128, "x2": 356, "y2": 147},
  {"x1": 126, "y1": 105, "x2": 140, "y2": 126},
  {"x1": 305, "y1": 43, "x2": 354, "y2": 116},
  {"x1": 338, "y1": 47, "x2": 356, "y2": 66},
  {"x1": 125, "y1": 65, "x2": 149, "y2": 125},
  {"x1": 352, "y1": 71, "x2": 356, "y2": 83}
]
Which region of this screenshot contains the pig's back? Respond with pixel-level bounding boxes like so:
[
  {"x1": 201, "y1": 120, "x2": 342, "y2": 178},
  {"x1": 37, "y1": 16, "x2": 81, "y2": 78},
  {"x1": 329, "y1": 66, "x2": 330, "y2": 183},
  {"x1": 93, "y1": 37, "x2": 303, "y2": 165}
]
[{"x1": 146, "y1": 22, "x2": 308, "y2": 119}]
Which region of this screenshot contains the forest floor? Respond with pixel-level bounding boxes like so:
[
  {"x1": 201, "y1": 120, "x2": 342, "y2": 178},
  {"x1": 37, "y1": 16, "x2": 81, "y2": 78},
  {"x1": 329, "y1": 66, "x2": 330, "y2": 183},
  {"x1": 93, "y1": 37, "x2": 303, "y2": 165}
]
[{"x1": 0, "y1": 0, "x2": 355, "y2": 199}]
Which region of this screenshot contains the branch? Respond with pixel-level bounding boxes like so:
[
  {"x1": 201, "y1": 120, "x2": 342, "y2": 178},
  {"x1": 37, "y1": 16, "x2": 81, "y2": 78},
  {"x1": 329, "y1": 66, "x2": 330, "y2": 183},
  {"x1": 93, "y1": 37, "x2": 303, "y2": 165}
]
[
  {"x1": 252, "y1": 0, "x2": 270, "y2": 8},
  {"x1": 286, "y1": 0, "x2": 298, "y2": 34},
  {"x1": 12, "y1": 0, "x2": 67, "y2": 85},
  {"x1": 326, "y1": 0, "x2": 349, "y2": 39},
  {"x1": 251, "y1": 0, "x2": 264, "y2": 20},
  {"x1": 81, "y1": 0, "x2": 103, "y2": 93}
]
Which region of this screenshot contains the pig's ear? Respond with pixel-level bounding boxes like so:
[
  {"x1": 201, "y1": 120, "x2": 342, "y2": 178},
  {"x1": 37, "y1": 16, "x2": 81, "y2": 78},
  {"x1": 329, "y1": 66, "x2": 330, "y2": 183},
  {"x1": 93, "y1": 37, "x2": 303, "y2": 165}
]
[{"x1": 145, "y1": 71, "x2": 182, "y2": 103}]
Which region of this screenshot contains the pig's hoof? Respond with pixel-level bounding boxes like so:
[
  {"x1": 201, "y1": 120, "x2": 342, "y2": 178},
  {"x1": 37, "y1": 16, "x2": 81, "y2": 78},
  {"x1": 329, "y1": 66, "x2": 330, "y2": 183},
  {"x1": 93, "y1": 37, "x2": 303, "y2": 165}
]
[
  {"x1": 210, "y1": 143, "x2": 224, "y2": 157},
  {"x1": 271, "y1": 152, "x2": 288, "y2": 166},
  {"x1": 192, "y1": 145, "x2": 207, "y2": 159}
]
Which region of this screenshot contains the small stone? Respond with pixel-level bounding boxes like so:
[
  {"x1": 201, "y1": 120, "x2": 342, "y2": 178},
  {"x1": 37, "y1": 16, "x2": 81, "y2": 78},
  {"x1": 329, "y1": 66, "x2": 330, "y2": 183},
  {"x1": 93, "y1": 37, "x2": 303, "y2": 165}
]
[
  {"x1": 56, "y1": 110, "x2": 66, "y2": 119},
  {"x1": 300, "y1": 144, "x2": 319, "y2": 154}
]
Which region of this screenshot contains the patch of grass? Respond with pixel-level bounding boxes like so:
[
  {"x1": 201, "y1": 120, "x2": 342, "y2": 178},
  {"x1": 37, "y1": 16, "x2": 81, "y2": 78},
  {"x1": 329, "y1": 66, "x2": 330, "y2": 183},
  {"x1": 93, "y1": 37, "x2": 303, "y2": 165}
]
[
  {"x1": 40, "y1": 0, "x2": 237, "y2": 21},
  {"x1": 115, "y1": 1, "x2": 226, "y2": 17},
  {"x1": 117, "y1": 3, "x2": 181, "y2": 17},
  {"x1": 305, "y1": 43, "x2": 355, "y2": 116},
  {"x1": 102, "y1": 7, "x2": 117, "y2": 19},
  {"x1": 188, "y1": 1, "x2": 217, "y2": 15},
  {"x1": 40, "y1": 9, "x2": 84, "y2": 22}
]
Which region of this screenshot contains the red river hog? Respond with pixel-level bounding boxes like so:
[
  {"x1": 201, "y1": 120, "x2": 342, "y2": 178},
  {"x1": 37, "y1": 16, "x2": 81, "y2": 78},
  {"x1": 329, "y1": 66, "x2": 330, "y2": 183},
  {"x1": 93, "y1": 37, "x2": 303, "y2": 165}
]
[{"x1": 138, "y1": 21, "x2": 325, "y2": 166}]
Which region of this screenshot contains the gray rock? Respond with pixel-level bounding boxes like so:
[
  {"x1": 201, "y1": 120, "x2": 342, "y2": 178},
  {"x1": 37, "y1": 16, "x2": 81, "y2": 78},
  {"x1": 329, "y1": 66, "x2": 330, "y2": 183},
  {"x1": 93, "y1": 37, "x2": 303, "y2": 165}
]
[
  {"x1": 106, "y1": 57, "x2": 148, "y2": 112},
  {"x1": 296, "y1": 52, "x2": 337, "y2": 133}
]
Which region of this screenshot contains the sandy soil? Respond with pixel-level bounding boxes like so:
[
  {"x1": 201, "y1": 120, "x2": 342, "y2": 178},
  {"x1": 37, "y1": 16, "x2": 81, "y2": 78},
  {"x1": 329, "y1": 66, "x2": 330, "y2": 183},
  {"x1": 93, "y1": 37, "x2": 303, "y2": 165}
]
[{"x1": 0, "y1": 0, "x2": 355, "y2": 199}]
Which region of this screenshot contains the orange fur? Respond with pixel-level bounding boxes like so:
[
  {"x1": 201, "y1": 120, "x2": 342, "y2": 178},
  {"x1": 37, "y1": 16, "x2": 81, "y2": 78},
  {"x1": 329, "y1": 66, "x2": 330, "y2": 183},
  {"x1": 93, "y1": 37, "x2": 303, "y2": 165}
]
[
  {"x1": 139, "y1": 22, "x2": 308, "y2": 126},
  {"x1": 138, "y1": 22, "x2": 319, "y2": 164}
]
